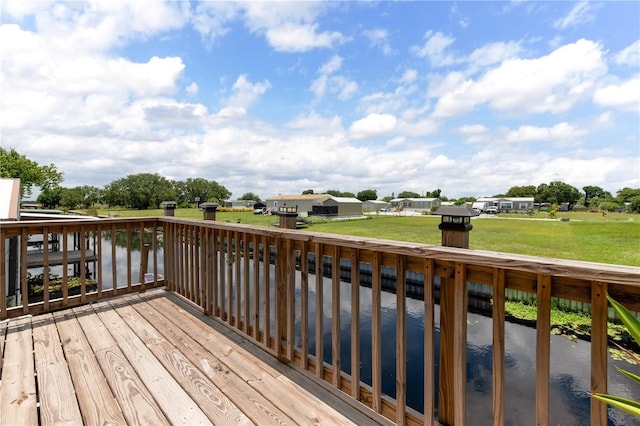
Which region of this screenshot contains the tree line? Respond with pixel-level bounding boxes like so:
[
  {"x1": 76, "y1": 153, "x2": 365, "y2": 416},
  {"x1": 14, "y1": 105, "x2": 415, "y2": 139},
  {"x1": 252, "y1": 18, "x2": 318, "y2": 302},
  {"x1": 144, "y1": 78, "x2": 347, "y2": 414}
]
[{"x1": 2, "y1": 147, "x2": 640, "y2": 212}]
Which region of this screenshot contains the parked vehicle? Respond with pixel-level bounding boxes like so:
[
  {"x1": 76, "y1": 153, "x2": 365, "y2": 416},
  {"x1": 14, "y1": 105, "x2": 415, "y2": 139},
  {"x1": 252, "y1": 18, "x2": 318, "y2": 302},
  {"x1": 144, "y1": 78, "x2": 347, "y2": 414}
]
[{"x1": 485, "y1": 206, "x2": 499, "y2": 214}]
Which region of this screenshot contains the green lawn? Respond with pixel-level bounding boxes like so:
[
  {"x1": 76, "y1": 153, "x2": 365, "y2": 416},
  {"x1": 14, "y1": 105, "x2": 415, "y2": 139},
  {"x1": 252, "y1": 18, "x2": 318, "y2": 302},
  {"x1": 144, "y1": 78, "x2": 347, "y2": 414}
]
[{"x1": 100, "y1": 208, "x2": 640, "y2": 266}]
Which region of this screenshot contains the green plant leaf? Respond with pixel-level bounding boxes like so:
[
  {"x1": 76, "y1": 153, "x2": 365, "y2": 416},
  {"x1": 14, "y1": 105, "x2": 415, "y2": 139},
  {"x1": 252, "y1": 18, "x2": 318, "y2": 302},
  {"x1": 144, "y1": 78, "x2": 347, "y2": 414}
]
[
  {"x1": 591, "y1": 393, "x2": 640, "y2": 417},
  {"x1": 616, "y1": 366, "x2": 640, "y2": 385},
  {"x1": 607, "y1": 294, "x2": 640, "y2": 345}
]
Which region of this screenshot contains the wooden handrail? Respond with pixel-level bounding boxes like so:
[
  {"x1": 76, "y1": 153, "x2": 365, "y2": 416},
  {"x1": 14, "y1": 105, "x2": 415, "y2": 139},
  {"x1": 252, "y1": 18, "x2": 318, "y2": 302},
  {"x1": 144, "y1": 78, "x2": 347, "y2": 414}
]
[{"x1": 2, "y1": 216, "x2": 639, "y2": 425}]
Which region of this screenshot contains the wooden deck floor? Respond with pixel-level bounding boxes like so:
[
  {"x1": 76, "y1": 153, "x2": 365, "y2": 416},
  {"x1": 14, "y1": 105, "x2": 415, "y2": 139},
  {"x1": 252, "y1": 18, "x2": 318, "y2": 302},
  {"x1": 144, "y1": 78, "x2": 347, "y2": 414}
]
[{"x1": 1, "y1": 288, "x2": 392, "y2": 425}]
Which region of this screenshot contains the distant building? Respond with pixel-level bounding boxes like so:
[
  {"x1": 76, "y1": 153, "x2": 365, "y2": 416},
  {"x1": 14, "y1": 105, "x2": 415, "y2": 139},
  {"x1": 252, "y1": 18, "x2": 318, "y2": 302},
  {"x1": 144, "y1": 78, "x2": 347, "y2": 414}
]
[
  {"x1": 389, "y1": 197, "x2": 441, "y2": 212},
  {"x1": 476, "y1": 197, "x2": 534, "y2": 212},
  {"x1": 362, "y1": 200, "x2": 389, "y2": 212},
  {"x1": 223, "y1": 199, "x2": 258, "y2": 209},
  {"x1": 266, "y1": 194, "x2": 363, "y2": 217}
]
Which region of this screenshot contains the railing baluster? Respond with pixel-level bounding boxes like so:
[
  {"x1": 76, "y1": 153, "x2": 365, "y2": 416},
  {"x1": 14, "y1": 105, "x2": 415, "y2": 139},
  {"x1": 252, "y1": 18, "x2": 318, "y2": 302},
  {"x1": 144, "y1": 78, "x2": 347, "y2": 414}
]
[
  {"x1": 331, "y1": 245, "x2": 341, "y2": 388},
  {"x1": 350, "y1": 248, "x2": 360, "y2": 402},
  {"x1": 212, "y1": 227, "x2": 219, "y2": 317},
  {"x1": 396, "y1": 255, "x2": 406, "y2": 425},
  {"x1": 590, "y1": 281, "x2": 608, "y2": 426},
  {"x1": 536, "y1": 273, "x2": 551, "y2": 425},
  {"x1": 80, "y1": 225, "x2": 86, "y2": 302},
  {"x1": 227, "y1": 230, "x2": 234, "y2": 325},
  {"x1": 126, "y1": 223, "x2": 132, "y2": 291},
  {"x1": 62, "y1": 226, "x2": 69, "y2": 306},
  {"x1": 300, "y1": 240, "x2": 309, "y2": 370},
  {"x1": 492, "y1": 268, "x2": 505, "y2": 426},
  {"x1": 372, "y1": 250, "x2": 382, "y2": 413},
  {"x1": 286, "y1": 239, "x2": 296, "y2": 361},
  {"x1": 20, "y1": 227, "x2": 28, "y2": 313},
  {"x1": 236, "y1": 231, "x2": 242, "y2": 328},
  {"x1": 315, "y1": 243, "x2": 324, "y2": 379},
  {"x1": 453, "y1": 262, "x2": 468, "y2": 425},
  {"x1": 111, "y1": 223, "x2": 118, "y2": 294},
  {"x1": 43, "y1": 226, "x2": 50, "y2": 311},
  {"x1": 274, "y1": 236, "x2": 283, "y2": 359},
  {"x1": 423, "y1": 258, "x2": 435, "y2": 425},
  {"x1": 243, "y1": 233, "x2": 250, "y2": 334},
  {"x1": 262, "y1": 235, "x2": 270, "y2": 348},
  {"x1": 0, "y1": 228, "x2": 6, "y2": 318},
  {"x1": 252, "y1": 234, "x2": 260, "y2": 340},
  {"x1": 96, "y1": 226, "x2": 103, "y2": 298}
]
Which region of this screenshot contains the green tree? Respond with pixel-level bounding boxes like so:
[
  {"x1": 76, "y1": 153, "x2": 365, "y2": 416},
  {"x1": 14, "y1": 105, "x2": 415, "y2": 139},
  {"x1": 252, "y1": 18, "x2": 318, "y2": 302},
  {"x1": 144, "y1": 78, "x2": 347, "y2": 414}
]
[
  {"x1": 180, "y1": 178, "x2": 230, "y2": 204},
  {"x1": 535, "y1": 181, "x2": 581, "y2": 207},
  {"x1": 104, "y1": 173, "x2": 176, "y2": 209},
  {"x1": 425, "y1": 188, "x2": 442, "y2": 199},
  {"x1": 326, "y1": 190, "x2": 355, "y2": 198},
  {"x1": 397, "y1": 191, "x2": 420, "y2": 198},
  {"x1": 506, "y1": 185, "x2": 536, "y2": 198},
  {"x1": 583, "y1": 185, "x2": 606, "y2": 207},
  {"x1": 301, "y1": 189, "x2": 314, "y2": 195},
  {"x1": 0, "y1": 147, "x2": 63, "y2": 197},
  {"x1": 628, "y1": 196, "x2": 640, "y2": 213},
  {"x1": 617, "y1": 188, "x2": 640, "y2": 203},
  {"x1": 239, "y1": 192, "x2": 262, "y2": 202},
  {"x1": 356, "y1": 189, "x2": 378, "y2": 201},
  {"x1": 37, "y1": 186, "x2": 63, "y2": 209}
]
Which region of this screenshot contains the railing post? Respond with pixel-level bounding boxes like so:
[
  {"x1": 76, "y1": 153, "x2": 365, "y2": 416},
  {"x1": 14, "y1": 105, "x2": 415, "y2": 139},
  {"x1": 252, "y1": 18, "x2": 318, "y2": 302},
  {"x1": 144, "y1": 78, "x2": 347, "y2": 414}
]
[
  {"x1": 201, "y1": 202, "x2": 218, "y2": 221},
  {"x1": 434, "y1": 206, "x2": 477, "y2": 425},
  {"x1": 160, "y1": 201, "x2": 177, "y2": 216}
]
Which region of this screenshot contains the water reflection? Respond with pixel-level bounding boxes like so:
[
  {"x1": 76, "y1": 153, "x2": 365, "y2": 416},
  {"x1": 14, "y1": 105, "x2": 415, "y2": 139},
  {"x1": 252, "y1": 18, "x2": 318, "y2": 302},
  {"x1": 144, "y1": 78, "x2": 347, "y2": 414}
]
[{"x1": 293, "y1": 271, "x2": 640, "y2": 426}]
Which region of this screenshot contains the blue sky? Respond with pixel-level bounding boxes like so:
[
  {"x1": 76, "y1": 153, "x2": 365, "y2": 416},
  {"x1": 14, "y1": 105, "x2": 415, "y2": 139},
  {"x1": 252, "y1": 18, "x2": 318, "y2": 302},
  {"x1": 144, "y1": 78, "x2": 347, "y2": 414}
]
[{"x1": 1, "y1": 1, "x2": 638, "y2": 200}]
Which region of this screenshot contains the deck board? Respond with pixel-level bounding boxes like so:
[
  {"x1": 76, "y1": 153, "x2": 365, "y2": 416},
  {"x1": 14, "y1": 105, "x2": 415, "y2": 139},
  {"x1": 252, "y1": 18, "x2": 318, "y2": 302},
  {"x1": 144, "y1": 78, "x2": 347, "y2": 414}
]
[
  {"x1": 32, "y1": 314, "x2": 83, "y2": 425},
  {"x1": 0, "y1": 288, "x2": 391, "y2": 426}
]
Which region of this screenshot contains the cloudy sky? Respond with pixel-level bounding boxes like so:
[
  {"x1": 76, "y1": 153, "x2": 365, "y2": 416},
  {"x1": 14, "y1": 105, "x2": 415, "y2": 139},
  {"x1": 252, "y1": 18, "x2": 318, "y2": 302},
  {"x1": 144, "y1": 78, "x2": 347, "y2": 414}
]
[{"x1": 1, "y1": 1, "x2": 638, "y2": 200}]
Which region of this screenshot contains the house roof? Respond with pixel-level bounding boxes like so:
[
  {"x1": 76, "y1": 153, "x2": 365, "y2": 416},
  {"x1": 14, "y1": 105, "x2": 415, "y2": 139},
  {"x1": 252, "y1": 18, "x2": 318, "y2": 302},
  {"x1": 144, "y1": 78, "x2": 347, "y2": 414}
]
[
  {"x1": 266, "y1": 194, "x2": 330, "y2": 201},
  {"x1": 0, "y1": 178, "x2": 20, "y2": 221},
  {"x1": 391, "y1": 197, "x2": 439, "y2": 202},
  {"x1": 330, "y1": 196, "x2": 362, "y2": 204}
]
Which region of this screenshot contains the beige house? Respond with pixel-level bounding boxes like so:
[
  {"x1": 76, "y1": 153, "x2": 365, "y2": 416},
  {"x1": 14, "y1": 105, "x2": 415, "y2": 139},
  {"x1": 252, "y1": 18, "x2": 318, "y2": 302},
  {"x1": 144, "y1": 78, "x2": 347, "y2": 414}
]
[{"x1": 266, "y1": 194, "x2": 363, "y2": 217}]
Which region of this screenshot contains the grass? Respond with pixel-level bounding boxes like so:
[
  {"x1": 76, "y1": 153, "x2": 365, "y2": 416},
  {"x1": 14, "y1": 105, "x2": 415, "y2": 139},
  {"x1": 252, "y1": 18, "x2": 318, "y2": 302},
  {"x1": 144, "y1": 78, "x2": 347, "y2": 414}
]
[{"x1": 99, "y1": 208, "x2": 640, "y2": 266}]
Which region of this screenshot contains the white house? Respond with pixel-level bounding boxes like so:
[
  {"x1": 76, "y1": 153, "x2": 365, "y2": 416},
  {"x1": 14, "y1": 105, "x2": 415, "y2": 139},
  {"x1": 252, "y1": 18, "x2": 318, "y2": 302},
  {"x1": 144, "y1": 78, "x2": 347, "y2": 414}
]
[
  {"x1": 389, "y1": 197, "x2": 441, "y2": 212},
  {"x1": 266, "y1": 194, "x2": 362, "y2": 217}
]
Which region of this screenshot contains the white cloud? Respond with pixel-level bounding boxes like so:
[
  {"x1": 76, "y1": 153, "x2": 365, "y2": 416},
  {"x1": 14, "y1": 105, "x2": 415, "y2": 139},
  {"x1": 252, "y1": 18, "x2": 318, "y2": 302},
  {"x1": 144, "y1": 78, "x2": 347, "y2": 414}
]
[
  {"x1": 266, "y1": 23, "x2": 345, "y2": 52},
  {"x1": 553, "y1": 1, "x2": 595, "y2": 29},
  {"x1": 186, "y1": 82, "x2": 199, "y2": 95},
  {"x1": 241, "y1": 2, "x2": 348, "y2": 52},
  {"x1": 433, "y1": 39, "x2": 607, "y2": 117},
  {"x1": 362, "y1": 28, "x2": 394, "y2": 55},
  {"x1": 190, "y1": 1, "x2": 239, "y2": 44},
  {"x1": 400, "y1": 69, "x2": 418, "y2": 84},
  {"x1": 349, "y1": 113, "x2": 397, "y2": 139},
  {"x1": 593, "y1": 78, "x2": 640, "y2": 112},
  {"x1": 504, "y1": 122, "x2": 586, "y2": 143},
  {"x1": 310, "y1": 55, "x2": 357, "y2": 100},
  {"x1": 223, "y1": 74, "x2": 271, "y2": 109},
  {"x1": 614, "y1": 40, "x2": 640, "y2": 67},
  {"x1": 467, "y1": 41, "x2": 523, "y2": 70},
  {"x1": 411, "y1": 31, "x2": 457, "y2": 67},
  {"x1": 319, "y1": 55, "x2": 343, "y2": 75}
]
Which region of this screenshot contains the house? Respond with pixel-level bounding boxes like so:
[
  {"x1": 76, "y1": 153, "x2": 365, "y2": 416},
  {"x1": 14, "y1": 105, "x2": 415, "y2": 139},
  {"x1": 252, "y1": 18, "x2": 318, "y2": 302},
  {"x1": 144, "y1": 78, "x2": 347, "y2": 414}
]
[
  {"x1": 266, "y1": 194, "x2": 363, "y2": 217},
  {"x1": 389, "y1": 197, "x2": 441, "y2": 212},
  {"x1": 362, "y1": 200, "x2": 389, "y2": 212},
  {"x1": 223, "y1": 199, "x2": 258, "y2": 209},
  {"x1": 476, "y1": 197, "x2": 534, "y2": 212}
]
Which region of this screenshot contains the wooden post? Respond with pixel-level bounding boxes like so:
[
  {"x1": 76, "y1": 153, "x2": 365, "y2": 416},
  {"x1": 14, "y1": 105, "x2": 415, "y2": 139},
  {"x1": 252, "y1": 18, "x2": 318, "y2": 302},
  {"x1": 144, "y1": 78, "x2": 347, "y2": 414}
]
[
  {"x1": 160, "y1": 201, "x2": 177, "y2": 217},
  {"x1": 200, "y1": 202, "x2": 218, "y2": 221},
  {"x1": 434, "y1": 207, "x2": 477, "y2": 425}
]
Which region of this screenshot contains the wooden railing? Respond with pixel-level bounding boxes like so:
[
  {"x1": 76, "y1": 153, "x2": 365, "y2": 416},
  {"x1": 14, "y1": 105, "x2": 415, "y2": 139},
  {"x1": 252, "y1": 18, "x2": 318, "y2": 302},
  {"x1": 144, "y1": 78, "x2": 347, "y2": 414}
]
[
  {"x1": 2, "y1": 216, "x2": 640, "y2": 425},
  {"x1": 1, "y1": 218, "x2": 164, "y2": 319}
]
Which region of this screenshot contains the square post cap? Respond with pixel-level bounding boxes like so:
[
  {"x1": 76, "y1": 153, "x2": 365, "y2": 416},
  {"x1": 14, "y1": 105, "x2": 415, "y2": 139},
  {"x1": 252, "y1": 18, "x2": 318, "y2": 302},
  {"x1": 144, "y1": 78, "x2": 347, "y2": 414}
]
[{"x1": 200, "y1": 202, "x2": 218, "y2": 211}]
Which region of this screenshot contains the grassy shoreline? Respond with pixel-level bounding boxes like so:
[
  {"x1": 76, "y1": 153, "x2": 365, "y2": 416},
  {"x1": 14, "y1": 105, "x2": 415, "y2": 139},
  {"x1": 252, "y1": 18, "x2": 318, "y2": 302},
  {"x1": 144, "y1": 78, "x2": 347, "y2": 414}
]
[{"x1": 97, "y1": 208, "x2": 640, "y2": 266}]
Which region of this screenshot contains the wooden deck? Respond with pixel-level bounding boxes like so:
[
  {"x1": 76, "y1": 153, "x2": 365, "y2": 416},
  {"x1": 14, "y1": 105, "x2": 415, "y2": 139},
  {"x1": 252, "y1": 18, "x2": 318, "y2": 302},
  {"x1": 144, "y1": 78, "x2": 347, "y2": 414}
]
[{"x1": 0, "y1": 288, "x2": 392, "y2": 426}]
